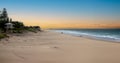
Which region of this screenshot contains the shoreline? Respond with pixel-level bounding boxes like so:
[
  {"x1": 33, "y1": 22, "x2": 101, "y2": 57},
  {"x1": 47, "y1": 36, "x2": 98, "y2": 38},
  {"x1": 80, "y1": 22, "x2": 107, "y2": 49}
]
[
  {"x1": 49, "y1": 30, "x2": 120, "y2": 43},
  {"x1": 0, "y1": 31, "x2": 120, "y2": 63}
]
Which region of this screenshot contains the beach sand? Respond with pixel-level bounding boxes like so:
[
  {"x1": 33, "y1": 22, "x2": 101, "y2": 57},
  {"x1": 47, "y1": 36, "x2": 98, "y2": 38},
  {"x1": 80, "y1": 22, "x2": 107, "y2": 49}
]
[{"x1": 0, "y1": 31, "x2": 120, "y2": 63}]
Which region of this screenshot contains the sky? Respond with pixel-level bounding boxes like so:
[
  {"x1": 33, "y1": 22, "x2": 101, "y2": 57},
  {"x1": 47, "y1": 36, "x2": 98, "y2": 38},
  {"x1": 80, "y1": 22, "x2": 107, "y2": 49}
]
[{"x1": 0, "y1": 0, "x2": 120, "y2": 29}]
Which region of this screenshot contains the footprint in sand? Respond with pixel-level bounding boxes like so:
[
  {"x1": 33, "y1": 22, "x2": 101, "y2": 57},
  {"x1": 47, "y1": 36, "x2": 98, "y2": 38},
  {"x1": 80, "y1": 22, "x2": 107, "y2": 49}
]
[
  {"x1": 42, "y1": 46, "x2": 59, "y2": 49},
  {"x1": 53, "y1": 46, "x2": 59, "y2": 49}
]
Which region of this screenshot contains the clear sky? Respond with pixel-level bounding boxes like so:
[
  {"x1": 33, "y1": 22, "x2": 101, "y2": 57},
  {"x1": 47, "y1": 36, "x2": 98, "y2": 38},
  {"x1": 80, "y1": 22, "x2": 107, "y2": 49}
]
[{"x1": 0, "y1": 0, "x2": 120, "y2": 29}]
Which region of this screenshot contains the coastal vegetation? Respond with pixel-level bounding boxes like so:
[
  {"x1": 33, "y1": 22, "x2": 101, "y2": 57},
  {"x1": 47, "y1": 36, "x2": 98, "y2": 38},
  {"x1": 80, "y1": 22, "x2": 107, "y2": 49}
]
[
  {"x1": 0, "y1": 8, "x2": 41, "y2": 39},
  {"x1": 0, "y1": 33, "x2": 8, "y2": 39}
]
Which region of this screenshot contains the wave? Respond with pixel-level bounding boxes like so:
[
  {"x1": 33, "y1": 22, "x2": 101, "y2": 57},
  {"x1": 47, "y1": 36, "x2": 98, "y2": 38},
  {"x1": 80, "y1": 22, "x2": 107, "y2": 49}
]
[{"x1": 52, "y1": 30, "x2": 120, "y2": 42}]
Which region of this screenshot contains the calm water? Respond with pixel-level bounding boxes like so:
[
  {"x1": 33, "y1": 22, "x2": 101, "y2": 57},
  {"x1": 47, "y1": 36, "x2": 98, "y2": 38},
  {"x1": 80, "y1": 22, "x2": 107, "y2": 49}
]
[{"x1": 52, "y1": 29, "x2": 120, "y2": 42}]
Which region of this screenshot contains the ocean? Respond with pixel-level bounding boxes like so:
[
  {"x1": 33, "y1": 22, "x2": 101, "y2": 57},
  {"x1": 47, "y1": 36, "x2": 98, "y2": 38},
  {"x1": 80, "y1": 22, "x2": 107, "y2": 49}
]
[{"x1": 51, "y1": 29, "x2": 120, "y2": 42}]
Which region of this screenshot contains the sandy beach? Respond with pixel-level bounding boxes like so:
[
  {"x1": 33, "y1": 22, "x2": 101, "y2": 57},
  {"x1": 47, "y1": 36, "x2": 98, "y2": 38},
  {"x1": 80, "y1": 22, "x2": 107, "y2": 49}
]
[{"x1": 0, "y1": 31, "x2": 120, "y2": 63}]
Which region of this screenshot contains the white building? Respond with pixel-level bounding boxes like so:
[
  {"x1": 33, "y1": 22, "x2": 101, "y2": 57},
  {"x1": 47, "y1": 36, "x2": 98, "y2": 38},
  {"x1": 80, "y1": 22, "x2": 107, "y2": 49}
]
[{"x1": 5, "y1": 22, "x2": 14, "y2": 29}]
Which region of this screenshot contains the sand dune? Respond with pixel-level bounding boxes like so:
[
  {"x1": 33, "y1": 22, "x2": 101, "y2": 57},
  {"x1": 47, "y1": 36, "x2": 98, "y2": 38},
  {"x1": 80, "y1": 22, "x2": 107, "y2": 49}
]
[{"x1": 0, "y1": 31, "x2": 120, "y2": 63}]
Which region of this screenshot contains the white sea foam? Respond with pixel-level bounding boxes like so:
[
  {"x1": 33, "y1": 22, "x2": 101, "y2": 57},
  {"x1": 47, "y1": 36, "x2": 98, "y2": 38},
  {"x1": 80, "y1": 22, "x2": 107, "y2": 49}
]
[{"x1": 52, "y1": 30, "x2": 120, "y2": 42}]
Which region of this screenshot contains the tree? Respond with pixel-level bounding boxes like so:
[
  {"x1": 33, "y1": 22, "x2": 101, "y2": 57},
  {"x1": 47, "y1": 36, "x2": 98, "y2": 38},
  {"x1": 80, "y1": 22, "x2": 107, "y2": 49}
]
[
  {"x1": 2, "y1": 8, "x2": 8, "y2": 18},
  {"x1": 11, "y1": 21, "x2": 24, "y2": 28},
  {"x1": 11, "y1": 21, "x2": 25, "y2": 33},
  {"x1": 0, "y1": 8, "x2": 9, "y2": 32}
]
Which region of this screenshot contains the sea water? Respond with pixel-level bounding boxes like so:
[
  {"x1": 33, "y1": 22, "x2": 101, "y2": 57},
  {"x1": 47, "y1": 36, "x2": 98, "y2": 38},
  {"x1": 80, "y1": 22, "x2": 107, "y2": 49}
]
[{"x1": 52, "y1": 29, "x2": 120, "y2": 42}]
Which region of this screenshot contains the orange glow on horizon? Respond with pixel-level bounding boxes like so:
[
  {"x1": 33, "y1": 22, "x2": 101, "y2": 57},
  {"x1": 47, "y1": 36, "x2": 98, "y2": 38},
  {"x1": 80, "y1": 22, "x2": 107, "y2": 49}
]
[
  {"x1": 10, "y1": 14, "x2": 120, "y2": 29},
  {"x1": 24, "y1": 21, "x2": 120, "y2": 29}
]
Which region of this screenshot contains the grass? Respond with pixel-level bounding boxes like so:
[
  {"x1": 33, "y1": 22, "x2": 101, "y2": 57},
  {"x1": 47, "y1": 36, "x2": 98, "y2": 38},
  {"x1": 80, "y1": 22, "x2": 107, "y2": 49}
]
[
  {"x1": 13, "y1": 28, "x2": 23, "y2": 33},
  {"x1": 26, "y1": 28, "x2": 37, "y2": 33},
  {"x1": 0, "y1": 33, "x2": 8, "y2": 39}
]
